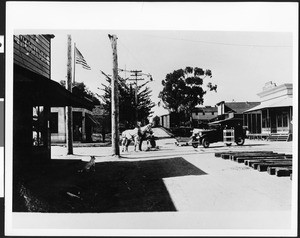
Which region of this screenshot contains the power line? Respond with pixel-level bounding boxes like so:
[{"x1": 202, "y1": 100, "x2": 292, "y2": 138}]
[{"x1": 142, "y1": 34, "x2": 292, "y2": 48}]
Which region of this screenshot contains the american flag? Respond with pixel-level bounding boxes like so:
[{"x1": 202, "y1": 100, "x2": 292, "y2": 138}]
[{"x1": 75, "y1": 46, "x2": 91, "y2": 70}]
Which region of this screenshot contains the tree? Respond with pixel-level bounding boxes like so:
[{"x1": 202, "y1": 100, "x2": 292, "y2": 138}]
[
  {"x1": 59, "y1": 80, "x2": 101, "y2": 105},
  {"x1": 159, "y1": 66, "x2": 217, "y2": 126},
  {"x1": 101, "y1": 76, "x2": 155, "y2": 129}
]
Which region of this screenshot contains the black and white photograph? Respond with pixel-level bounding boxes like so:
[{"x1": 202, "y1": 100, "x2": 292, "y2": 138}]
[{"x1": 4, "y1": 2, "x2": 298, "y2": 237}]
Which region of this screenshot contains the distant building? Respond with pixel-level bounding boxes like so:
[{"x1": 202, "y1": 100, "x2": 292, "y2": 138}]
[
  {"x1": 51, "y1": 107, "x2": 99, "y2": 143},
  {"x1": 243, "y1": 81, "x2": 293, "y2": 141},
  {"x1": 191, "y1": 106, "x2": 218, "y2": 128},
  {"x1": 212, "y1": 101, "x2": 261, "y2": 126},
  {"x1": 150, "y1": 101, "x2": 171, "y2": 128}
]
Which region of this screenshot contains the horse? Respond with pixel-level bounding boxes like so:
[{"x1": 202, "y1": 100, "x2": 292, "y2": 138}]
[
  {"x1": 120, "y1": 123, "x2": 153, "y2": 152},
  {"x1": 120, "y1": 127, "x2": 140, "y2": 152}
]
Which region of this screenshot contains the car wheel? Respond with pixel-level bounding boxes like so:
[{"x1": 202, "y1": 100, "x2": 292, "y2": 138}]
[
  {"x1": 202, "y1": 138, "x2": 210, "y2": 148},
  {"x1": 226, "y1": 143, "x2": 232, "y2": 146},
  {"x1": 191, "y1": 139, "x2": 198, "y2": 148},
  {"x1": 236, "y1": 137, "x2": 245, "y2": 145}
]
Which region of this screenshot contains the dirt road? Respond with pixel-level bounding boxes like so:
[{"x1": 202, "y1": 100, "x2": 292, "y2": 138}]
[{"x1": 12, "y1": 140, "x2": 295, "y2": 233}]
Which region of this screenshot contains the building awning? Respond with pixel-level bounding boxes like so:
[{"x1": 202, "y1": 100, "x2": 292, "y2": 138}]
[
  {"x1": 14, "y1": 64, "x2": 94, "y2": 110},
  {"x1": 208, "y1": 117, "x2": 243, "y2": 125},
  {"x1": 86, "y1": 113, "x2": 100, "y2": 125},
  {"x1": 244, "y1": 96, "x2": 293, "y2": 113}
]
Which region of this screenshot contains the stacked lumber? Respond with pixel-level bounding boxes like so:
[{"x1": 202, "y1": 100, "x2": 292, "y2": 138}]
[
  {"x1": 219, "y1": 151, "x2": 274, "y2": 160},
  {"x1": 214, "y1": 151, "x2": 293, "y2": 177}
]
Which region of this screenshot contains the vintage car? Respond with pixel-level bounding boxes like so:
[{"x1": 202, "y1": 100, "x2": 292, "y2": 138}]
[{"x1": 191, "y1": 120, "x2": 246, "y2": 148}]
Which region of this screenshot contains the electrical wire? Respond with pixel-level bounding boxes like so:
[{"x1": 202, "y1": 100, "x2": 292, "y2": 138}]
[{"x1": 142, "y1": 33, "x2": 292, "y2": 48}]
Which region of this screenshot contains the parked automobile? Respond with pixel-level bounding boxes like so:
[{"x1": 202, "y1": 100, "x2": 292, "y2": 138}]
[{"x1": 191, "y1": 123, "x2": 246, "y2": 148}]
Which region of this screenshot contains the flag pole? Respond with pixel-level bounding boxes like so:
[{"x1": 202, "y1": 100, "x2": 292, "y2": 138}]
[{"x1": 73, "y1": 42, "x2": 76, "y2": 85}]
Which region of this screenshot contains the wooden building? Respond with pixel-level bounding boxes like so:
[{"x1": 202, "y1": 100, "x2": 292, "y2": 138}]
[
  {"x1": 211, "y1": 101, "x2": 260, "y2": 127},
  {"x1": 51, "y1": 107, "x2": 99, "y2": 143},
  {"x1": 191, "y1": 106, "x2": 218, "y2": 128},
  {"x1": 13, "y1": 34, "x2": 93, "y2": 165},
  {"x1": 151, "y1": 101, "x2": 171, "y2": 128},
  {"x1": 243, "y1": 81, "x2": 293, "y2": 141}
]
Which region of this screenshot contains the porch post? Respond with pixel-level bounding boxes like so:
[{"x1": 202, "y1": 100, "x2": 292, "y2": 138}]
[{"x1": 82, "y1": 110, "x2": 86, "y2": 142}]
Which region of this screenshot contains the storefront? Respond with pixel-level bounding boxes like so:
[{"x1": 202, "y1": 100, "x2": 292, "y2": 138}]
[
  {"x1": 13, "y1": 34, "x2": 93, "y2": 165},
  {"x1": 51, "y1": 107, "x2": 99, "y2": 143}
]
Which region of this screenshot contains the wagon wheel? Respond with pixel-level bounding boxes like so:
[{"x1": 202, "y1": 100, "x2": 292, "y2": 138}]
[
  {"x1": 202, "y1": 138, "x2": 210, "y2": 148},
  {"x1": 192, "y1": 139, "x2": 198, "y2": 148},
  {"x1": 235, "y1": 137, "x2": 245, "y2": 146}
]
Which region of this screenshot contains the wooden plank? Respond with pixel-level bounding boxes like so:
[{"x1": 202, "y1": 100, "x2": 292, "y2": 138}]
[
  {"x1": 256, "y1": 162, "x2": 292, "y2": 172},
  {"x1": 239, "y1": 156, "x2": 287, "y2": 166},
  {"x1": 252, "y1": 160, "x2": 292, "y2": 169},
  {"x1": 14, "y1": 43, "x2": 50, "y2": 70},
  {"x1": 215, "y1": 152, "x2": 234, "y2": 157},
  {"x1": 244, "y1": 157, "x2": 288, "y2": 166},
  {"x1": 220, "y1": 151, "x2": 274, "y2": 159},
  {"x1": 249, "y1": 160, "x2": 292, "y2": 169},
  {"x1": 215, "y1": 150, "x2": 273, "y2": 156},
  {"x1": 267, "y1": 166, "x2": 292, "y2": 175},
  {"x1": 276, "y1": 168, "x2": 292, "y2": 177},
  {"x1": 235, "y1": 154, "x2": 286, "y2": 163},
  {"x1": 229, "y1": 152, "x2": 277, "y2": 160}
]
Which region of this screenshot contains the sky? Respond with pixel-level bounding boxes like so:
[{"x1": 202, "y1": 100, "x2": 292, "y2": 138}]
[{"x1": 50, "y1": 30, "x2": 293, "y2": 109}]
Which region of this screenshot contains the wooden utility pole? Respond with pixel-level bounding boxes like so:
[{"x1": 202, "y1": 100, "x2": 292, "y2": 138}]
[
  {"x1": 66, "y1": 35, "x2": 73, "y2": 154},
  {"x1": 131, "y1": 70, "x2": 142, "y2": 123},
  {"x1": 108, "y1": 34, "x2": 120, "y2": 156}
]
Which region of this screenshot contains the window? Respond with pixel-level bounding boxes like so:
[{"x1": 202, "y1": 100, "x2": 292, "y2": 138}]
[
  {"x1": 248, "y1": 114, "x2": 252, "y2": 132},
  {"x1": 262, "y1": 110, "x2": 270, "y2": 128},
  {"x1": 212, "y1": 112, "x2": 214, "y2": 115},
  {"x1": 257, "y1": 114, "x2": 261, "y2": 133},
  {"x1": 283, "y1": 113, "x2": 288, "y2": 127},
  {"x1": 203, "y1": 112, "x2": 205, "y2": 115},
  {"x1": 277, "y1": 114, "x2": 282, "y2": 127},
  {"x1": 50, "y1": 112, "x2": 59, "y2": 133},
  {"x1": 251, "y1": 114, "x2": 256, "y2": 133},
  {"x1": 262, "y1": 110, "x2": 267, "y2": 128},
  {"x1": 244, "y1": 114, "x2": 248, "y2": 127}
]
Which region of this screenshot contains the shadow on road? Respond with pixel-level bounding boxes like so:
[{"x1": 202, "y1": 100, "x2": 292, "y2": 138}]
[{"x1": 13, "y1": 157, "x2": 207, "y2": 213}]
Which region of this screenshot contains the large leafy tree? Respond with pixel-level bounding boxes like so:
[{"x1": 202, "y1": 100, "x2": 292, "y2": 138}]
[
  {"x1": 101, "y1": 76, "x2": 155, "y2": 129},
  {"x1": 159, "y1": 66, "x2": 217, "y2": 126},
  {"x1": 60, "y1": 80, "x2": 100, "y2": 105}
]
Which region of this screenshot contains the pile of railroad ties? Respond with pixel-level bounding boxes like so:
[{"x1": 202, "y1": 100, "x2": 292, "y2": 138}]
[{"x1": 215, "y1": 151, "x2": 293, "y2": 179}]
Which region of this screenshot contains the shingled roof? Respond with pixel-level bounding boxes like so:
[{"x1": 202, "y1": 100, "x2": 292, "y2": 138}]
[
  {"x1": 192, "y1": 106, "x2": 217, "y2": 113},
  {"x1": 219, "y1": 102, "x2": 261, "y2": 114}
]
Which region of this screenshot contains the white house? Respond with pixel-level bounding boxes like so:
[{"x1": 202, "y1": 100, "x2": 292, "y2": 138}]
[
  {"x1": 150, "y1": 101, "x2": 171, "y2": 128},
  {"x1": 243, "y1": 81, "x2": 293, "y2": 141}
]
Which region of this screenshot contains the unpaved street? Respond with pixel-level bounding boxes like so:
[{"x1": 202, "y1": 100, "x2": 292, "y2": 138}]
[{"x1": 47, "y1": 140, "x2": 295, "y2": 230}]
